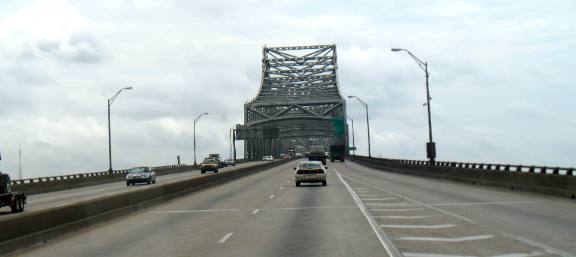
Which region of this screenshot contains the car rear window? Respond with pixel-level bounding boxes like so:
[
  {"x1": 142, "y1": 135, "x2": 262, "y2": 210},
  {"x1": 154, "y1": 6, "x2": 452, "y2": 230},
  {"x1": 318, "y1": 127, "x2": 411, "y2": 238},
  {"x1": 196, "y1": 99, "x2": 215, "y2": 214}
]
[
  {"x1": 129, "y1": 167, "x2": 148, "y2": 173},
  {"x1": 298, "y1": 162, "x2": 322, "y2": 169}
]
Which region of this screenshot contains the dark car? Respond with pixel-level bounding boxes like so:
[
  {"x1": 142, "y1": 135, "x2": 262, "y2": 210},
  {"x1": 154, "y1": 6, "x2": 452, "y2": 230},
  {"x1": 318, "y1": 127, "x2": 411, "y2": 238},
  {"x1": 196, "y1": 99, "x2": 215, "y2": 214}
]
[{"x1": 223, "y1": 159, "x2": 236, "y2": 166}]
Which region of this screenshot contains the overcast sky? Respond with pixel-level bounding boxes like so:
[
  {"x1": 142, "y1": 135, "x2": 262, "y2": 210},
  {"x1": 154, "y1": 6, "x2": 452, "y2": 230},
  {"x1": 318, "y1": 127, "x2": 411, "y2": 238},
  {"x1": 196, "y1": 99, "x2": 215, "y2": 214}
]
[{"x1": 1, "y1": 0, "x2": 575, "y2": 178}]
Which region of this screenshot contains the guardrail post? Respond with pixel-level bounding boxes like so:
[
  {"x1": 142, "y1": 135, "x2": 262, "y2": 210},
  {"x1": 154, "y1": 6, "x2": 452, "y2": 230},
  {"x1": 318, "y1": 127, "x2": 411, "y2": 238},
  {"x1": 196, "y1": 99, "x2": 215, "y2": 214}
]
[
  {"x1": 540, "y1": 167, "x2": 547, "y2": 174},
  {"x1": 568, "y1": 168, "x2": 573, "y2": 176},
  {"x1": 553, "y1": 167, "x2": 559, "y2": 175}
]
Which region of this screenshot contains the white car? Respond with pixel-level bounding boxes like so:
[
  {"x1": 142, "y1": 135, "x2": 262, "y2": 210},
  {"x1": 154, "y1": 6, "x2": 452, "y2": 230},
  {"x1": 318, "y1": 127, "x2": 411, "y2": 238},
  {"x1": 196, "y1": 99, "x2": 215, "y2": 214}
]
[
  {"x1": 262, "y1": 155, "x2": 274, "y2": 161},
  {"x1": 126, "y1": 167, "x2": 156, "y2": 186},
  {"x1": 294, "y1": 161, "x2": 327, "y2": 187}
]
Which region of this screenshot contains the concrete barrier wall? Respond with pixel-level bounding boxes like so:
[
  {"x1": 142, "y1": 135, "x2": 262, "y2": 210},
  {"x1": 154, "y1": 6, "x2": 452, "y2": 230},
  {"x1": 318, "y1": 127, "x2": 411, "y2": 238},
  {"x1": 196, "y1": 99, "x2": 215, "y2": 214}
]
[
  {"x1": 0, "y1": 159, "x2": 289, "y2": 254},
  {"x1": 11, "y1": 160, "x2": 250, "y2": 195},
  {"x1": 350, "y1": 156, "x2": 576, "y2": 199}
]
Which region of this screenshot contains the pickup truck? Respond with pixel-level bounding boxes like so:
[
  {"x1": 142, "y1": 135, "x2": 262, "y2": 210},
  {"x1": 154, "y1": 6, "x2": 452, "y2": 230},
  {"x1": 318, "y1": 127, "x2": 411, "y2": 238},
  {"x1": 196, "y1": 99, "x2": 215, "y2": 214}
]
[{"x1": 0, "y1": 172, "x2": 26, "y2": 213}]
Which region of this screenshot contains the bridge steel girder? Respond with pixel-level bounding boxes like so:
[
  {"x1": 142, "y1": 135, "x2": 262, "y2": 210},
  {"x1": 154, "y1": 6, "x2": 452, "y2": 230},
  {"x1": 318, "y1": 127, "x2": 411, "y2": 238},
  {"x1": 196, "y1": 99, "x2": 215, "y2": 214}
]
[{"x1": 240, "y1": 44, "x2": 347, "y2": 160}]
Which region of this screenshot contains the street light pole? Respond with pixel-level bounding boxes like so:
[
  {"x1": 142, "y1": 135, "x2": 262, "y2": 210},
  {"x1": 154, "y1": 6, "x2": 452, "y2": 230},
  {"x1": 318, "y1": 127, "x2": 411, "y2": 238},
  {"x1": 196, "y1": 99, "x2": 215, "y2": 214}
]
[
  {"x1": 107, "y1": 86, "x2": 133, "y2": 173},
  {"x1": 347, "y1": 115, "x2": 355, "y2": 156},
  {"x1": 193, "y1": 113, "x2": 208, "y2": 166},
  {"x1": 391, "y1": 48, "x2": 436, "y2": 163},
  {"x1": 348, "y1": 96, "x2": 371, "y2": 158}
]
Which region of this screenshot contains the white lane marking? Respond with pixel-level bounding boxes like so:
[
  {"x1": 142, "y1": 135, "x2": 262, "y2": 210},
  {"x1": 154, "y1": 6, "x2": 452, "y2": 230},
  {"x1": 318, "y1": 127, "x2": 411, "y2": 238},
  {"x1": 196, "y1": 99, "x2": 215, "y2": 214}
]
[
  {"x1": 491, "y1": 251, "x2": 544, "y2": 257},
  {"x1": 286, "y1": 180, "x2": 291, "y2": 183},
  {"x1": 218, "y1": 232, "x2": 234, "y2": 243},
  {"x1": 342, "y1": 174, "x2": 475, "y2": 223},
  {"x1": 151, "y1": 208, "x2": 246, "y2": 214},
  {"x1": 361, "y1": 198, "x2": 397, "y2": 201},
  {"x1": 335, "y1": 169, "x2": 403, "y2": 257},
  {"x1": 404, "y1": 252, "x2": 544, "y2": 257},
  {"x1": 252, "y1": 208, "x2": 260, "y2": 214},
  {"x1": 280, "y1": 186, "x2": 284, "y2": 190},
  {"x1": 370, "y1": 208, "x2": 425, "y2": 212},
  {"x1": 428, "y1": 201, "x2": 540, "y2": 207},
  {"x1": 374, "y1": 215, "x2": 435, "y2": 219},
  {"x1": 380, "y1": 224, "x2": 455, "y2": 229},
  {"x1": 357, "y1": 194, "x2": 380, "y2": 197},
  {"x1": 269, "y1": 194, "x2": 275, "y2": 199},
  {"x1": 270, "y1": 206, "x2": 356, "y2": 211},
  {"x1": 503, "y1": 233, "x2": 576, "y2": 257},
  {"x1": 397, "y1": 235, "x2": 494, "y2": 242},
  {"x1": 366, "y1": 203, "x2": 412, "y2": 206}
]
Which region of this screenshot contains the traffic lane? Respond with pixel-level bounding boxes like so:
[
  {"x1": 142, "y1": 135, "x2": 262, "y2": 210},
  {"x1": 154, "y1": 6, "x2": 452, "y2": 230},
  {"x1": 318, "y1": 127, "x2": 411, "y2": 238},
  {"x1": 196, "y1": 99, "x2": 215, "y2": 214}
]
[
  {"x1": 336, "y1": 161, "x2": 576, "y2": 255},
  {"x1": 0, "y1": 162, "x2": 264, "y2": 217},
  {"x1": 221, "y1": 166, "x2": 385, "y2": 257},
  {"x1": 14, "y1": 160, "x2": 301, "y2": 257},
  {"x1": 16, "y1": 161, "x2": 388, "y2": 257}
]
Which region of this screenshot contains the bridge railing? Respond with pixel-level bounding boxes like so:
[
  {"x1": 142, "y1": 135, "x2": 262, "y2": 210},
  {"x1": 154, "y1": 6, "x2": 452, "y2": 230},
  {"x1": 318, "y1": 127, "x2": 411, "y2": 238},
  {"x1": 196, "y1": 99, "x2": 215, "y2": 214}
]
[
  {"x1": 350, "y1": 156, "x2": 574, "y2": 176},
  {"x1": 9, "y1": 159, "x2": 250, "y2": 187}
]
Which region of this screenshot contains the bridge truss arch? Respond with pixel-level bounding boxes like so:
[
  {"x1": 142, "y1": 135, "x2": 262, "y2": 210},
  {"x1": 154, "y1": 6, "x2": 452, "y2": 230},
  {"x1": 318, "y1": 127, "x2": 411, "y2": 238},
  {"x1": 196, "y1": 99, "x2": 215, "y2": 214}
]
[{"x1": 238, "y1": 44, "x2": 347, "y2": 159}]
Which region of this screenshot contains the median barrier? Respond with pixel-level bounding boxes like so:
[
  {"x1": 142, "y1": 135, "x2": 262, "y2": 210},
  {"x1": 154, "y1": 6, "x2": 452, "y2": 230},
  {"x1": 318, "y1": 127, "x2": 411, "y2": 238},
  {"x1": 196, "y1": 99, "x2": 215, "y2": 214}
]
[
  {"x1": 0, "y1": 159, "x2": 290, "y2": 255},
  {"x1": 350, "y1": 156, "x2": 576, "y2": 199},
  {"x1": 10, "y1": 159, "x2": 249, "y2": 195}
]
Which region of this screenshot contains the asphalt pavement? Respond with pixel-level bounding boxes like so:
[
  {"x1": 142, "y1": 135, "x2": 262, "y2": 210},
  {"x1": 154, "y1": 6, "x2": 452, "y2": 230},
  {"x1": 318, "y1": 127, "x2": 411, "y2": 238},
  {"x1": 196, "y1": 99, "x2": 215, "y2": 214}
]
[
  {"x1": 0, "y1": 162, "x2": 264, "y2": 218},
  {"x1": 11, "y1": 160, "x2": 576, "y2": 257}
]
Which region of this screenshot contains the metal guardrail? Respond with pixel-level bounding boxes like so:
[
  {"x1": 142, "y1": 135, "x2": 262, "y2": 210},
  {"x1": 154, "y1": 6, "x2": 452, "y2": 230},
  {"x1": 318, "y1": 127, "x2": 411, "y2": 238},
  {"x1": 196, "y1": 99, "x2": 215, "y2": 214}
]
[
  {"x1": 351, "y1": 156, "x2": 574, "y2": 176},
  {"x1": 9, "y1": 159, "x2": 250, "y2": 186}
]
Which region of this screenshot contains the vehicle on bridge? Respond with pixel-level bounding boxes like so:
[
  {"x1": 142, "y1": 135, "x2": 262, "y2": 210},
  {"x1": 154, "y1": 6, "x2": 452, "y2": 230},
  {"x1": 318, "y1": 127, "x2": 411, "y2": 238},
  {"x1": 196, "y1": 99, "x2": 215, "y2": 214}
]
[
  {"x1": 308, "y1": 151, "x2": 327, "y2": 165},
  {"x1": 201, "y1": 158, "x2": 219, "y2": 174},
  {"x1": 0, "y1": 172, "x2": 27, "y2": 213},
  {"x1": 209, "y1": 154, "x2": 225, "y2": 168},
  {"x1": 222, "y1": 159, "x2": 236, "y2": 167},
  {"x1": 262, "y1": 155, "x2": 274, "y2": 161},
  {"x1": 293, "y1": 161, "x2": 327, "y2": 187},
  {"x1": 329, "y1": 145, "x2": 346, "y2": 162},
  {"x1": 126, "y1": 167, "x2": 156, "y2": 186}
]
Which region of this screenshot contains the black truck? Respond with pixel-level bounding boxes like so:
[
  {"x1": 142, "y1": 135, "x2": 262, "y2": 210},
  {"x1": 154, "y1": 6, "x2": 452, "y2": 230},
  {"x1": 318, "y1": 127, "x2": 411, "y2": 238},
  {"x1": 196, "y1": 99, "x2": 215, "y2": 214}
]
[
  {"x1": 329, "y1": 145, "x2": 346, "y2": 162},
  {"x1": 0, "y1": 172, "x2": 26, "y2": 213},
  {"x1": 308, "y1": 151, "x2": 327, "y2": 165}
]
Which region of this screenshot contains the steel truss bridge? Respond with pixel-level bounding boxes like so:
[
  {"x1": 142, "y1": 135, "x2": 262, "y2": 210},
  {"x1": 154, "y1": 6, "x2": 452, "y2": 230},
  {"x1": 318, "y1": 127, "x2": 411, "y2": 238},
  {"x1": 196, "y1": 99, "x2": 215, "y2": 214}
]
[{"x1": 236, "y1": 44, "x2": 347, "y2": 160}]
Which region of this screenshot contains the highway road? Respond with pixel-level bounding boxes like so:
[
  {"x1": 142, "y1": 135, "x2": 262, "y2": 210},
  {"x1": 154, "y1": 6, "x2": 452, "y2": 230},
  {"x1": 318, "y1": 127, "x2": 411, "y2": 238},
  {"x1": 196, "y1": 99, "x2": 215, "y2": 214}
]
[
  {"x1": 11, "y1": 160, "x2": 576, "y2": 257},
  {"x1": 0, "y1": 162, "x2": 265, "y2": 219}
]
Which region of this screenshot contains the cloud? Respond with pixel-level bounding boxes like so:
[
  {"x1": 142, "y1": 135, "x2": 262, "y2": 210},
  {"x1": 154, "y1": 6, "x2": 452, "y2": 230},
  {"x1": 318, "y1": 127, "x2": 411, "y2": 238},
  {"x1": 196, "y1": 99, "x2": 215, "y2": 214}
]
[{"x1": 1, "y1": 0, "x2": 576, "y2": 179}]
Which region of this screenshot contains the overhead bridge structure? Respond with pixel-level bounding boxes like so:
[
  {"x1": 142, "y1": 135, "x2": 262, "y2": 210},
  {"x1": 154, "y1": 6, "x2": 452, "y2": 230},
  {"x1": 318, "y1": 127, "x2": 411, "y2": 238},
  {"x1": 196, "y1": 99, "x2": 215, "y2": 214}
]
[{"x1": 236, "y1": 44, "x2": 347, "y2": 160}]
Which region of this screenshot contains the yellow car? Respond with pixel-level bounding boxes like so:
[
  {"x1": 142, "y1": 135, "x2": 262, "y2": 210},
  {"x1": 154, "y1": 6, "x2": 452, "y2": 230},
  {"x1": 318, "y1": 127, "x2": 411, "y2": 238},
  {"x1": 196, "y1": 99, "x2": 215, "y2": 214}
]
[{"x1": 200, "y1": 158, "x2": 219, "y2": 174}]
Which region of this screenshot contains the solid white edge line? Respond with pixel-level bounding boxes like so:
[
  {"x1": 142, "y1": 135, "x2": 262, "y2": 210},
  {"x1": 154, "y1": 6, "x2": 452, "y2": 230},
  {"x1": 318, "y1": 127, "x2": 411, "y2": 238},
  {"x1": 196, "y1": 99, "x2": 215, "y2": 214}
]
[
  {"x1": 252, "y1": 208, "x2": 260, "y2": 214},
  {"x1": 335, "y1": 168, "x2": 403, "y2": 257},
  {"x1": 218, "y1": 232, "x2": 234, "y2": 243}
]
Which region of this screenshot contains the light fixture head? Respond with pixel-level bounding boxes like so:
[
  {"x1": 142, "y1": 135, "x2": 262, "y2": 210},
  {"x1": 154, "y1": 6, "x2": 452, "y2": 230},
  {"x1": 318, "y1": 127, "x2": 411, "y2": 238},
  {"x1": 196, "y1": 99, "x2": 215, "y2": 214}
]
[
  {"x1": 390, "y1": 48, "x2": 403, "y2": 52},
  {"x1": 124, "y1": 86, "x2": 133, "y2": 90}
]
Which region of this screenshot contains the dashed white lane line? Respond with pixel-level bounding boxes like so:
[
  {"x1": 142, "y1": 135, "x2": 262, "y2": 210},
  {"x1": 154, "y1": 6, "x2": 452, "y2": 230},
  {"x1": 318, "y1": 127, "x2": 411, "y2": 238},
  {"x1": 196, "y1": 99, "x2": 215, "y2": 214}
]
[
  {"x1": 269, "y1": 194, "x2": 275, "y2": 199},
  {"x1": 396, "y1": 235, "x2": 494, "y2": 242},
  {"x1": 280, "y1": 186, "x2": 284, "y2": 190},
  {"x1": 286, "y1": 180, "x2": 291, "y2": 183},
  {"x1": 380, "y1": 224, "x2": 456, "y2": 229},
  {"x1": 252, "y1": 208, "x2": 260, "y2": 214},
  {"x1": 218, "y1": 232, "x2": 234, "y2": 243},
  {"x1": 374, "y1": 215, "x2": 435, "y2": 219},
  {"x1": 335, "y1": 169, "x2": 403, "y2": 257}
]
